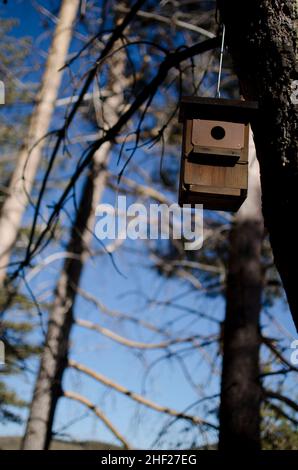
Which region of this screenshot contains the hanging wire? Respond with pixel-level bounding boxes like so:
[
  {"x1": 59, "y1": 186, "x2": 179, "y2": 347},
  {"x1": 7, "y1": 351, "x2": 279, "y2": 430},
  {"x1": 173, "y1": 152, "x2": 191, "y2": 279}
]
[
  {"x1": 79, "y1": 0, "x2": 87, "y2": 18},
  {"x1": 216, "y1": 24, "x2": 226, "y2": 98}
]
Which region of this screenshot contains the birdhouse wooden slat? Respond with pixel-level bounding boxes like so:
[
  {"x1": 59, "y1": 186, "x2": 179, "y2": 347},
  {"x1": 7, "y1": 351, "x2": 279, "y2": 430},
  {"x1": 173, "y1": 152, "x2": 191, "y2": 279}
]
[{"x1": 178, "y1": 97, "x2": 258, "y2": 211}]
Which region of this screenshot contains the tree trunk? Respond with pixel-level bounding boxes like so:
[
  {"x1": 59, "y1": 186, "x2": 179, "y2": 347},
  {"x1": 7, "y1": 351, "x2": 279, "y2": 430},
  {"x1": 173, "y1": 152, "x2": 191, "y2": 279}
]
[
  {"x1": 218, "y1": 1, "x2": 298, "y2": 331},
  {"x1": 0, "y1": 0, "x2": 80, "y2": 285},
  {"x1": 219, "y1": 138, "x2": 264, "y2": 450},
  {"x1": 21, "y1": 145, "x2": 110, "y2": 450},
  {"x1": 22, "y1": 46, "x2": 126, "y2": 450}
]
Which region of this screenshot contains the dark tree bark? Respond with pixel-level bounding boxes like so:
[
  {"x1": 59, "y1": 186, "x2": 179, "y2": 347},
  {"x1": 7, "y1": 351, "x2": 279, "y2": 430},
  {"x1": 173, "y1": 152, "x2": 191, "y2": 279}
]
[
  {"x1": 219, "y1": 147, "x2": 264, "y2": 450},
  {"x1": 218, "y1": 0, "x2": 298, "y2": 331}
]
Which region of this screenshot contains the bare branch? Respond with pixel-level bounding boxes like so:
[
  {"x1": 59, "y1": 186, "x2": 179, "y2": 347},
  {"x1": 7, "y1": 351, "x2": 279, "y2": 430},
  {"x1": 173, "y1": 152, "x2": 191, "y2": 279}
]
[
  {"x1": 21, "y1": 0, "x2": 148, "y2": 271},
  {"x1": 262, "y1": 336, "x2": 298, "y2": 373},
  {"x1": 263, "y1": 400, "x2": 298, "y2": 427},
  {"x1": 75, "y1": 318, "x2": 209, "y2": 350},
  {"x1": 63, "y1": 390, "x2": 132, "y2": 449},
  {"x1": 264, "y1": 389, "x2": 298, "y2": 414},
  {"x1": 115, "y1": 5, "x2": 216, "y2": 39},
  {"x1": 18, "y1": 36, "x2": 220, "y2": 273},
  {"x1": 69, "y1": 359, "x2": 217, "y2": 429},
  {"x1": 76, "y1": 286, "x2": 173, "y2": 337}
]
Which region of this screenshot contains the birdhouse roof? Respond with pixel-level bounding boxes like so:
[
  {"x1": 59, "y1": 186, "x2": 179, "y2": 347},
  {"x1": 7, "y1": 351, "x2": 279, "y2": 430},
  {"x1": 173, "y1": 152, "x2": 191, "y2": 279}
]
[{"x1": 179, "y1": 97, "x2": 258, "y2": 124}]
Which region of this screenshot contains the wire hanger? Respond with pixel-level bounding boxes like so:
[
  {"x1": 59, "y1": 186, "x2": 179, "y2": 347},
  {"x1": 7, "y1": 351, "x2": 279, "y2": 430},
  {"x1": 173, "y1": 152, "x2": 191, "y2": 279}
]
[{"x1": 216, "y1": 23, "x2": 226, "y2": 98}]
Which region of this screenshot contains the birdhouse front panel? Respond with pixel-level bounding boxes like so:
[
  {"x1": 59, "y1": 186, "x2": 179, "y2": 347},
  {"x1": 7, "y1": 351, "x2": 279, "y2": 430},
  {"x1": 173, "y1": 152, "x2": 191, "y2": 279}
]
[
  {"x1": 192, "y1": 120, "x2": 245, "y2": 150},
  {"x1": 178, "y1": 97, "x2": 258, "y2": 212}
]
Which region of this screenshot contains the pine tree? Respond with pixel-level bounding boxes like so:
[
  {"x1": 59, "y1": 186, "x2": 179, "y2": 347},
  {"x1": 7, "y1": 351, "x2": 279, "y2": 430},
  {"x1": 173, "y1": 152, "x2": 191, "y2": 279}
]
[
  {"x1": 0, "y1": 0, "x2": 80, "y2": 285},
  {"x1": 0, "y1": 17, "x2": 39, "y2": 425}
]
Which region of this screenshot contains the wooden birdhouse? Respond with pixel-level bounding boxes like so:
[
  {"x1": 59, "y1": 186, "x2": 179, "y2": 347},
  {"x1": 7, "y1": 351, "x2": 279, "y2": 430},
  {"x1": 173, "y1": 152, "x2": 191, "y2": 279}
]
[{"x1": 178, "y1": 97, "x2": 258, "y2": 211}]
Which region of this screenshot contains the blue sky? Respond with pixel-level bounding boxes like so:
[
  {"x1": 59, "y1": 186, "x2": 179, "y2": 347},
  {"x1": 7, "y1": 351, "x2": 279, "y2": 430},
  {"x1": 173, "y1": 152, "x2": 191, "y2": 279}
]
[{"x1": 0, "y1": 0, "x2": 296, "y2": 450}]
